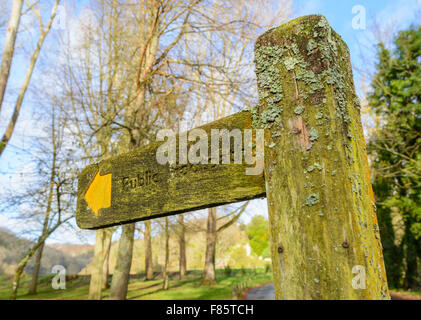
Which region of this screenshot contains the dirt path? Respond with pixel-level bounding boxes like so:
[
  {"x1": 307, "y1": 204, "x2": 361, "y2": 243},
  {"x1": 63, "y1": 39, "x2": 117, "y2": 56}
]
[
  {"x1": 390, "y1": 291, "x2": 421, "y2": 300},
  {"x1": 245, "y1": 283, "x2": 421, "y2": 300},
  {"x1": 244, "y1": 283, "x2": 275, "y2": 300}
]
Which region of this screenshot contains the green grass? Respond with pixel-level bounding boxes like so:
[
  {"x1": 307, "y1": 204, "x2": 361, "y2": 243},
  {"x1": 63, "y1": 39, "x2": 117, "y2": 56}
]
[
  {"x1": 3, "y1": 271, "x2": 419, "y2": 300},
  {"x1": 0, "y1": 269, "x2": 273, "y2": 300}
]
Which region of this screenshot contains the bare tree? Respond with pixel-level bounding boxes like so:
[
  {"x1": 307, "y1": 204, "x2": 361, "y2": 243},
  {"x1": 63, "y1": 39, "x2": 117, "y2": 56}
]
[
  {"x1": 52, "y1": 0, "x2": 290, "y2": 299},
  {"x1": 144, "y1": 220, "x2": 154, "y2": 280},
  {"x1": 162, "y1": 216, "x2": 170, "y2": 290},
  {"x1": 202, "y1": 202, "x2": 249, "y2": 284},
  {"x1": 189, "y1": 0, "x2": 291, "y2": 284},
  {"x1": 178, "y1": 214, "x2": 187, "y2": 279},
  {"x1": 0, "y1": 0, "x2": 24, "y2": 113},
  {"x1": 27, "y1": 103, "x2": 60, "y2": 295},
  {"x1": 0, "y1": 0, "x2": 61, "y2": 157},
  {"x1": 1, "y1": 101, "x2": 76, "y2": 300},
  {"x1": 134, "y1": 221, "x2": 154, "y2": 280},
  {"x1": 54, "y1": 0, "x2": 130, "y2": 300},
  {"x1": 88, "y1": 227, "x2": 114, "y2": 299},
  {"x1": 102, "y1": 228, "x2": 114, "y2": 290},
  {"x1": 202, "y1": 207, "x2": 217, "y2": 284},
  {"x1": 109, "y1": 223, "x2": 135, "y2": 299}
]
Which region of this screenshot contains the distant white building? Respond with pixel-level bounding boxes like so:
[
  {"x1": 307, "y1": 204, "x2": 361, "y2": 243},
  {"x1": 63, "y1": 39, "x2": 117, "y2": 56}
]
[{"x1": 245, "y1": 243, "x2": 251, "y2": 257}]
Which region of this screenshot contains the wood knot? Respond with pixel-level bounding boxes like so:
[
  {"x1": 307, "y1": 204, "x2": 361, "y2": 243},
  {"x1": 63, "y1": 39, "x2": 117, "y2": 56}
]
[{"x1": 342, "y1": 241, "x2": 350, "y2": 249}]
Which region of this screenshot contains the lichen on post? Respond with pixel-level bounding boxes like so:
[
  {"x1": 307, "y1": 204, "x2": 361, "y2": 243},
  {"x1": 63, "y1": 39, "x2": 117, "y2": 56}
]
[{"x1": 253, "y1": 15, "x2": 389, "y2": 300}]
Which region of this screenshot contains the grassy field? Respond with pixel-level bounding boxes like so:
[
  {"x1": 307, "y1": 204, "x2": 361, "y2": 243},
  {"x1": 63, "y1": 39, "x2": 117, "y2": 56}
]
[
  {"x1": 0, "y1": 269, "x2": 273, "y2": 300},
  {"x1": 2, "y1": 270, "x2": 420, "y2": 300}
]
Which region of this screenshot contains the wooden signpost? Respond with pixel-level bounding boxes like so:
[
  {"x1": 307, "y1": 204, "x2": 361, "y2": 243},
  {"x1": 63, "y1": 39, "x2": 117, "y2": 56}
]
[
  {"x1": 76, "y1": 15, "x2": 390, "y2": 300},
  {"x1": 77, "y1": 111, "x2": 266, "y2": 229}
]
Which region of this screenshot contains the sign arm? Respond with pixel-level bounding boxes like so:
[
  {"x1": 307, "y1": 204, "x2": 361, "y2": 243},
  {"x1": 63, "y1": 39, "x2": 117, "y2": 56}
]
[{"x1": 76, "y1": 111, "x2": 266, "y2": 229}]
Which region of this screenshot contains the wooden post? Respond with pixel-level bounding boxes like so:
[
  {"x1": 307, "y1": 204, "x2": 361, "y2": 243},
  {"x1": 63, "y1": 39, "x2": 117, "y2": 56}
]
[
  {"x1": 254, "y1": 15, "x2": 389, "y2": 299},
  {"x1": 76, "y1": 14, "x2": 391, "y2": 300}
]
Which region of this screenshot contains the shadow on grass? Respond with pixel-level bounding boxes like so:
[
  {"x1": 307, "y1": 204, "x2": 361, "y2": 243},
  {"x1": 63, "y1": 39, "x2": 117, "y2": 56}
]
[{"x1": 128, "y1": 278, "x2": 201, "y2": 300}]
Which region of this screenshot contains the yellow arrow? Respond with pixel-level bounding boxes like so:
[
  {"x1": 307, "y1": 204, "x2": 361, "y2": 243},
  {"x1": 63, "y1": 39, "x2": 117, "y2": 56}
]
[{"x1": 84, "y1": 170, "x2": 112, "y2": 216}]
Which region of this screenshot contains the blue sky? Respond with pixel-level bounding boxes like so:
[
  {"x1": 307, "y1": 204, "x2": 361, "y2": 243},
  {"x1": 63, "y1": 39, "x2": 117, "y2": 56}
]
[
  {"x1": 293, "y1": 0, "x2": 421, "y2": 72},
  {"x1": 0, "y1": 0, "x2": 420, "y2": 244}
]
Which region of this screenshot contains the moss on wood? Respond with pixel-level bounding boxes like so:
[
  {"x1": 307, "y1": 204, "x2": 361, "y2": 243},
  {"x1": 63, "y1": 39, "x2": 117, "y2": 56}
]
[
  {"x1": 254, "y1": 15, "x2": 389, "y2": 300},
  {"x1": 76, "y1": 112, "x2": 266, "y2": 229}
]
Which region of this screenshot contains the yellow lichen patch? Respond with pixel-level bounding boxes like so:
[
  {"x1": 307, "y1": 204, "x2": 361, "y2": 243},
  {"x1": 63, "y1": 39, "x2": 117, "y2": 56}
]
[{"x1": 84, "y1": 170, "x2": 112, "y2": 216}]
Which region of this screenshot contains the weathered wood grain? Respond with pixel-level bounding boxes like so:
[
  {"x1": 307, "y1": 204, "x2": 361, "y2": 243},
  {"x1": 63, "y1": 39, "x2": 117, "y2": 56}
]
[
  {"x1": 254, "y1": 15, "x2": 389, "y2": 299},
  {"x1": 76, "y1": 111, "x2": 265, "y2": 229}
]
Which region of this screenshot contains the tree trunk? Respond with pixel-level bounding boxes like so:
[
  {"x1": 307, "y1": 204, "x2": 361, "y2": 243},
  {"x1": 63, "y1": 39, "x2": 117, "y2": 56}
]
[
  {"x1": 0, "y1": 0, "x2": 23, "y2": 112},
  {"x1": 163, "y1": 217, "x2": 169, "y2": 290},
  {"x1": 144, "y1": 220, "x2": 153, "y2": 280},
  {"x1": 255, "y1": 15, "x2": 389, "y2": 299},
  {"x1": 28, "y1": 242, "x2": 44, "y2": 295},
  {"x1": 10, "y1": 254, "x2": 31, "y2": 300},
  {"x1": 403, "y1": 225, "x2": 418, "y2": 289},
  {"x1": 27, "y1": 134, "x2": 56, "y2": 296},
  {"x1": 102, "y1": 229, "x2": 113, "y2": 290},
  {"x1": 109, "y1": 223, "x2": 135, "y2": 300},
  {"x1": 9, "y1": 222, "x2": 62, "y2": 300},
  {"x1": 202, "y1": 207, "x2": 217, "y2": 285},
  {"x1": 178, "y1": 214, "x2": 187, "y2": 279},
  {"x1": 88, "y1": 229, "x2": 108, "y2": 299}
]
